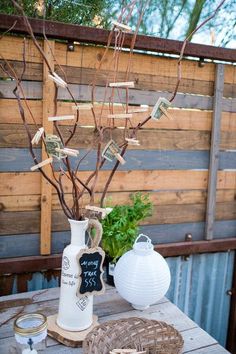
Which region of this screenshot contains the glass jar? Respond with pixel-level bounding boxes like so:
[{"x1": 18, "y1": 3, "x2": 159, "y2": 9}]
[{"x1": 14, "y1": 313, "x2": 47, "y2": 353}]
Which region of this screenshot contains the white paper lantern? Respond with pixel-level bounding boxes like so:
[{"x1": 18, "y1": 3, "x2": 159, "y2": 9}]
[{"x1": 114, "y1": 234, "x2": 171, "y2": 310}]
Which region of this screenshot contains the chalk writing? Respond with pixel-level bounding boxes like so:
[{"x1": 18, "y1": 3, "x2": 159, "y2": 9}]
[{"x1": 77, "y1": 247, "x2": 105, "y2": 296}]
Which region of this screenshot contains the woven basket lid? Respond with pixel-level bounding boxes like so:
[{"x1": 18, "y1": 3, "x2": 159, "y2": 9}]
[{"x1": 83, "y1": 317, "x2": 184, "y2": 354}]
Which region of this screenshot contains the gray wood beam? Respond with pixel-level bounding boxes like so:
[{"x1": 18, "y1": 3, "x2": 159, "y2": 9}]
[{"x1": 205, "y1": 64, "x2": 225, "y2": 240}]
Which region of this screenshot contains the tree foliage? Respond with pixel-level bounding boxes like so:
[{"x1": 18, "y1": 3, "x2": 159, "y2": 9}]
[
  {"x1": 0, "y1": 0, "x2": 113, "y2": 28},
  {"x1": 1, "y1": 0, "x2": 235, "y2": 47}
]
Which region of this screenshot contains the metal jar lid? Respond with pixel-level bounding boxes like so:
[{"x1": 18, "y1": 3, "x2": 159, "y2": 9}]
[{"x1": 14, "y1": 313, "x2": 47, "y2": 337}]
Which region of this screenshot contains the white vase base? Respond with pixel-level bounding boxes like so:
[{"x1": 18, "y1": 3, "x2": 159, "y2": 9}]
[
  {"x1": 132, "y1": 303, "x2": 150, "y2": 311},
  {"x1": 47, "y1": 314, "x2": 98, "y2": 348}
]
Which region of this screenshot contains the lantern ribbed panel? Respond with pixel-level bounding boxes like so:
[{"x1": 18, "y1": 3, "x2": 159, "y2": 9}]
[{"x1": 114, "y1": 247, "x2": 171, "y2": 309}]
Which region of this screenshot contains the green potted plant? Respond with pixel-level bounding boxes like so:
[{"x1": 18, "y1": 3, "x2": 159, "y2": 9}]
[{"x1": 101, "y1": 193, "x2": 152, "y2": 285}]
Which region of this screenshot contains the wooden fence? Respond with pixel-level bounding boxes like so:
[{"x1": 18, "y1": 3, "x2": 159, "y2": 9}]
[
  {"x1": 0, "y1": 15, "x2": 236, "y2": 351},
  {"x1": 0, "y1": 16, "x2": 235, "y2": 270},
  {"x1": 1, "y1": 18, "x2": 236, "y2": 257}
]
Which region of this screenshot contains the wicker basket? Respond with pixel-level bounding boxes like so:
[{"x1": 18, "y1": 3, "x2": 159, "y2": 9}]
[{"x1": 83, "y1": 317, "x2": 184, "y2": 354}]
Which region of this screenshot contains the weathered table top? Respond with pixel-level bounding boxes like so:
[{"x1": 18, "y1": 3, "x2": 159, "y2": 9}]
[{"x1": 0, "y1": 286, "x2": 230, "y2": 353}]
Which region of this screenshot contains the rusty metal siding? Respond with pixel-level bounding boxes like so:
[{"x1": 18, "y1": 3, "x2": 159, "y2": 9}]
[{"x1": 166, "y1": 251, "x2": 235, "y2": 347}]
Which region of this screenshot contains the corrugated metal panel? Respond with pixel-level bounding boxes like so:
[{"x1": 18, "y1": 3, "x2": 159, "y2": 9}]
[
  {"x1": 166, "y1": 251, "x2": 235, "y2": 347},
  {"x1": 8, "y1": 271, "x2": 60, "y2": 295},
  {"x1": 26, "y1": 271, "x2": 60, "y2": 292}
]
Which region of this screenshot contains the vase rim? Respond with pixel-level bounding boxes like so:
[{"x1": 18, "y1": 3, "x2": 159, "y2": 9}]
[{"x1": 68, "y1": 218, "x2": 88, "y2": 224}]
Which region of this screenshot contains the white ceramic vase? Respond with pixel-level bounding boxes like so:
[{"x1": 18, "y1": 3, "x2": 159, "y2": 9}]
[
  {"x1": 114, "y1": 234, "x2": 171, "y2": 310},
  {"x1": 57, "y1": 218, "x2": 93, "y2": 331}
]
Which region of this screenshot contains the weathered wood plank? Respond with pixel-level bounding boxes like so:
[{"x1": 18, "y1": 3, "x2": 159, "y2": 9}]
[
  {"x1": 2, "y1": 148, "x2": 236, "y2": 172},
  {"x1": 2, "y1": 189, "x2": 235, "y2": 212},
  {"x1": 3, "y1": 60, "x2": 235, "y2": 97},
  {"x1": 1, "y1": 81, "x2": 235, "y2": 112},
  {"x1": 0, "y1": 34, "x2": 235, "y2": 91},
  {"x1": 1, "y1": 202, "x2": 236, "y2": 236},
  {"x1": 221, "y1": 131, "x2": 236, "y2": 150},
  {"x1": 0, "y1": 148, "x2": 211, "y2": 171},
  {"x1": 0, "y1": 59, "x2": 43, "y2": 81},
  {"x1": 144, "y1": 220, "x2": 236, "y2": 244},
  {"x1": 1, "y1": 220, "x2": 236, "y2": 258},
  {"x1": 61, "y1": 65, "x2": 236, "y2": 98},
  {"x1": 1, "y1": 99, "x2": 235, "y2": 132},
  {"x1": 0, "y1": 287, "x2": 165, "y2": 329},
  {"x1": 40, "y1": 39, "x2": 54, "y2": 255},
  {"x1": 97, "y1": 300, "x2": 196, "y2": 332},
  {"x1": 1, "y1": 170, "x2": 236, "y2": 196},
  {"x1": 181, "y1": 327, "x2": 217, "y2": 353},
  {"x1": 56, "y1": 43, "x2": 215, "y2": 81},
  {"x1": 59, "y1": 42, "x2": 234, "y2": 83},
  {"x1": 0, "y1": 287, "x2": 137, "y2": 338},
  {"x1": 0, "y1": 124, "x2": 212, "y2": 150},
  {"x1": 0, "y1": 54, "x2": 235, "y2": 100},
  {"x1": 0, "y1": 99, "x2": 43, "y2": 124},
  {"x1": 225, "y1": 64, "x2": 236, "y2": 86},
  {"x1": 0, "y1": 80, "x2": 42, "y2": 99},
  {"x1": 205, "y1": 64, "x2": 224, "y2": 240},
  {"x1": 0, "y1": 36, "x2": 216, "y2": 81},
  {"x1": 156, "y1": 239, "x2": 236, "y2": 257},
  {"x1": 1, "y1": 121, "x2": 235, "y2": 150},
  {"x1": 0, "y1": 35, "x2": 43, "y2": 63},
  {"x1": 184, "y1": 344, "x2": 231, "y2": 354},
  {"x1": 0, "y1": 284, "x2": 114, "y2": 303},
  {"x1": 0, "y1": 60, "x2": 218, "y2": 96}
]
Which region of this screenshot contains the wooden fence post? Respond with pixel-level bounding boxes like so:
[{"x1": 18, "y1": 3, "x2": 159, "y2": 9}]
[
  {"x1": 205, "y1": 64, "x2": 225, "y2": 240},
  {"x1": 40, "y1": 40, "x2": 55, "y2": 255}
]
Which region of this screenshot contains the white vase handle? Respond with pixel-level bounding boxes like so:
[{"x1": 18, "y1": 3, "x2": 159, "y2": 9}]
[
  {"x1": 87, "y1": 219, "x2": 103, "y2": 248},
  {"x1": 134, "y1": 234, "x2": 152, "y2": 249}
]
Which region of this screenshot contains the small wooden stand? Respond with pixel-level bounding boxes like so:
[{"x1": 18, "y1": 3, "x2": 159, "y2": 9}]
[{"x1": 47, "y1": 314, "x2": 98, "y2": 348}]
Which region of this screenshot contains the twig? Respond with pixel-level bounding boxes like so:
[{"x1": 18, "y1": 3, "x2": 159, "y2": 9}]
[
  {"x1": 0, "y1": 19, "x2": 17, "y2": 40},
  {"x1": 0, "y1": 289, "x2": 48, "y2": 328},
  {"x1": 170, "y1": 0, "x2": 226, "y2": 102},
  {"x1": 100, "y1": 144, "x2": 128, "y2": 207}
]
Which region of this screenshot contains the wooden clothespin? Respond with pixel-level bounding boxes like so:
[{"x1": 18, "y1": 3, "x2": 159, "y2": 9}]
[
  {"x1": 128, "y1": 107, "x2": 149, "y2": 113},
  {"x1": 72, "y1": 104, "x2": 93, "y2": 111},
  {"x1": 48, "y1": 72, "x2": 67, "y2": 88},
  {"x1": 31, "y1": 157, "x2": 53, "y2": 171},
  {"x1": 108, "y1": 113, "x2": 133, "y2": 119},
  {"x1": 109, "y1": 82, "x2": 134, "y2": 88},
  {"x1": 110, "y1": 146, "x2": 126, "y2": 165},
  {"x1": 85, "y1": 205, "x2": 113, "y2": 219},
  {"x1": 55, "y1": 147, "x2": 79, "y2": 157},
  {"x1": 48, "y1": 115, "x2": 75, "y2": 122},
  {"x1": 151, "y1": 97, "x2": 172, "y2": 120},
  {"x1": 112, "y1": 20, "x2": 132, "y2": 32},
  {"x1": 125, "y1": 138, "x2": 140, "y2": 146},
  {"x1": 31, "y1": 127, "x2": 44, "y2": 145},
  {"x1": 102, "y1": 140, "x2": 126, "y2": 165}
]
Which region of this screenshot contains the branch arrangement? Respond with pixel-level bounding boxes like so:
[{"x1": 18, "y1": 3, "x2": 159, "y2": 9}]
[{"x1": 0, "y1": 0, "x2": 225, "y2": 221}]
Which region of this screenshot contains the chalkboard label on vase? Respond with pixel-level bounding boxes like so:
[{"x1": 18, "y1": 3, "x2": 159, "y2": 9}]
[{"x1": 76, "y1": 247, "x2": 105, "y2": 296}]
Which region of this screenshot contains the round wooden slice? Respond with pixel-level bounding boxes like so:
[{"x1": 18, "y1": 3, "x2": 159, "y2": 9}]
[{"x1": 47, "y1": 314, "x2": 98, "y2": 348}]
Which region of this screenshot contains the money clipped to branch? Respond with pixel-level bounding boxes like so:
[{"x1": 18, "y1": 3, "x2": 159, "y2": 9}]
[{"x1": 2, "y1": 0, "x2": 225, "y2": 221}]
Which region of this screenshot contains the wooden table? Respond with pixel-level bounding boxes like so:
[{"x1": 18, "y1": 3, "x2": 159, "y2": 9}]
[{"x1": 0, "y1": 286, "x2": 230, "y2": 353}]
